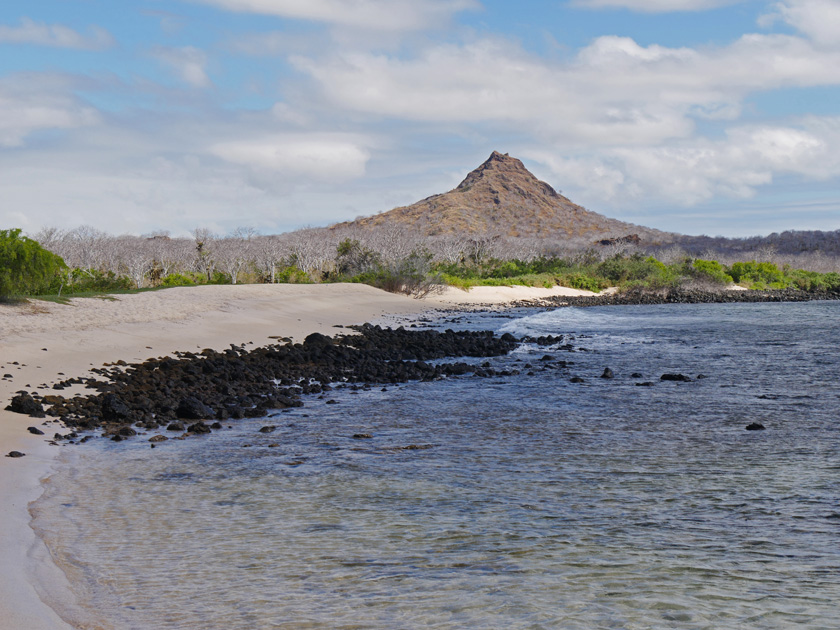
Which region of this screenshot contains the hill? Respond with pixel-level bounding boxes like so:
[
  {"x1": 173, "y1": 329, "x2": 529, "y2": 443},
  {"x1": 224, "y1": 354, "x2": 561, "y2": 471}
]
[{"x1": 333, "y1": 151, "x2": 672, "y2": 243}]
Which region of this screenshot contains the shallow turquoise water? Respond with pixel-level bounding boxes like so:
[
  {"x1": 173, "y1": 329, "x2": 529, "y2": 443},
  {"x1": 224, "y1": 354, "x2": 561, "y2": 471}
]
[{"x1": 34, "y1": 301, "x2": 840, "y2": 629}]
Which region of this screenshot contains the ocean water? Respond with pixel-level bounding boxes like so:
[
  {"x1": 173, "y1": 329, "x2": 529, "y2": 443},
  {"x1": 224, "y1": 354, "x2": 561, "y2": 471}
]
[{"x1": 32, "y1": 301, "x2": 840, "y2": 629}]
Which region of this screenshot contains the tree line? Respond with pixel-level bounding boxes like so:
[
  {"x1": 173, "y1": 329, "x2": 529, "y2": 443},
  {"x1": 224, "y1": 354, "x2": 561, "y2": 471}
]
[{"x1": 2, "y1": 222, "x2": 839, "y2": 299}]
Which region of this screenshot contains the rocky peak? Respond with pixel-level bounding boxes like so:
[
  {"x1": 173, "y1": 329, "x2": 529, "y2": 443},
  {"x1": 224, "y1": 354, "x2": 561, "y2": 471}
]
[{"x1": 455, "y1": 151, "x2": 559, "y2": 200}]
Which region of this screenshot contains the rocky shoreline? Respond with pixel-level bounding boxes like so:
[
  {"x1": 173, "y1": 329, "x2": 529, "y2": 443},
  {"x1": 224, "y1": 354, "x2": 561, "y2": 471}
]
[
  {"x1": 516, "y1": 287, "x2": 840, "y2": 309},
  {"x1": 6, "y1": 325, "x2": 539, "y2": 444}
]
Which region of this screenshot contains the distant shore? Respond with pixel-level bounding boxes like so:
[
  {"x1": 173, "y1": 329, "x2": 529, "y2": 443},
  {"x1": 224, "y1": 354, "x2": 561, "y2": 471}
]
[{"x1": 0, "y1": 281, "x2": 600, "y2": 629}]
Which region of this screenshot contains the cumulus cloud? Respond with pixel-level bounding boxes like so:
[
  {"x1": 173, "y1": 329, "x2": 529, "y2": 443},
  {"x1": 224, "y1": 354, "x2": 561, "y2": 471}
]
[
  {"x1": 0, "y1": 76, "x2": 100, "y2": 147},
  {"x1": 187, "y1": 0, "x2": 478, "y2": 30},
  {"x1": 0, "y1": 17, "x2": 114, "y2": 50},
  {"x1": 570, "y1": 0, "x2": 744, "y2": 11},
  {"x1": 151, "y1": 46, "x2": 211, "y2": 87},
  {"x1": 763, "y1": 0, "x2": 840, "y2": 48},
  {"x1": 533, "y1": 118, "x2": 840, "y2": 207},
  {"x1": 292, "y1": 33, "x2": 840, "y2": 147},
  {"x1": 210, "y1": 134, "x2": 370, "y2": 179}
]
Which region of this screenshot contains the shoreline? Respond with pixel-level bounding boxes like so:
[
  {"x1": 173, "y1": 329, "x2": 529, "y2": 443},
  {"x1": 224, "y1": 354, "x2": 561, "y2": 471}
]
[{"x1": 0, "y1": 282, "x2": 597, "y2": 629}]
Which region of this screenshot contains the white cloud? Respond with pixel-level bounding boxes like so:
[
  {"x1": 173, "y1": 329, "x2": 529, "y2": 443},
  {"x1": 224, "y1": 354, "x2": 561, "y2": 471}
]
[
  {"x1": 292, "y1": 33, "x2": 840, "y2": 148},
  {"x1": 151, "y1": 46, "x2": 211, "y2": 87},
  {"x1": 0, "y1": 17, "x2": 114, "y2": 50},
  {"x1": 0, "y1": 76, "x2": 100, "y2": 147},
  {"x1": 534, "y1": 118, "x2": 840, "y2": 207},
  {"x1": 210, "y1": 134, "x2": 370, "y2": 179},
  {"x1": 570, "y1": 0, "x2": 743, "y2": 12},
  {"x1": 187, "y1": 0, "x2": 478, "y2": 30},
  {"x1": 764, "y1": 0, "x2": 840, "y2": 48}
]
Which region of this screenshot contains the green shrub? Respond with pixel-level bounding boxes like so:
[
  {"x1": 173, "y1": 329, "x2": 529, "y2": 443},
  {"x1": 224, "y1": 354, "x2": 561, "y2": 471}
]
[
  {"x1": 0, "y1": 229, "x2": 67, "y2": 297},
  {"x1": 690, "y1": 259, "x2": 733, "y2": 285},
  {"x1": 61, "y1": 268, "x2": 133, "y2": 293},
  {"x1": 275, "y1": 265, "x2": 311, "y2": 283},
  {"x1": 160, "y1": 273, "x2": 197, "y2": 287},
  {"x1": 728, "y1": 261, "x2": 785, "y2": 286}
]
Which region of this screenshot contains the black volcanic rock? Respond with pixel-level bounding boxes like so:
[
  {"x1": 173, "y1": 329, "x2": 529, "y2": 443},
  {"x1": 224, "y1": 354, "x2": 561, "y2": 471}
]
[{"x1": 5, "y1": 393, "x2": 45, "y2": 418}]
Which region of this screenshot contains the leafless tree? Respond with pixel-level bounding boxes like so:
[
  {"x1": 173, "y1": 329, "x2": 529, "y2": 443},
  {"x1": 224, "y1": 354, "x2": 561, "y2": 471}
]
[
  {"x1": 117, "y1": 237, "x2": 154, "y2": 288},
  {"x1": 216, "y1": 233, "x2": 254, "y2": 285},
  {"x1": 286, "y1": 227, "x2": 337, "y2": 278},
  {"x1": 192, "y1": 228, "x2": 217, "y2": 281},
  {"x1": 254, "y1": 235, "x2": 289, "y2": 283}
]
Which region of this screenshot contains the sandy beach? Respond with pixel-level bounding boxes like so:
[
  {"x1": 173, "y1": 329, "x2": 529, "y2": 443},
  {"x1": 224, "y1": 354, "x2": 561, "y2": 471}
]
[{"x1": 0, "y1": 282, "x2": 597, "y2": 629}]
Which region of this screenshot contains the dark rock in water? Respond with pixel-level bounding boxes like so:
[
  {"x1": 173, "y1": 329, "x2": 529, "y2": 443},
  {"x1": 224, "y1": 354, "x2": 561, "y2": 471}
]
[
  {"x1": 5, "y1": 393, "x2": 45, "y2": 418},
  {"x1": 6, "y1": 451, "x2": 26, "y2": 457},
  {"x1": 210, "y1": 422, "x2": 223, "y2": 430},
  {"x1": 36, "y1": 325, "x2": 522, "y2": 443},
  {"x1": 353, "y1": 433, "x2": 374, "y2": 439},
  {"x1": 601, "y1": 367, "x2": 614, "y2": 379},
  {"x1": 630, "y1": 372, "x2": 643, "y2": 378},
  {"x1": 187, "y1": 421, "x2": 212, "y2": 434},
  {"x1": 745, "y1": 422, "x2": 766, "y2": 431},
  {"x1": 149, "y1": 434, "x2": 168, "y2": 442},
  {"x1": 176, "y1": 397, "x2": 214, "y2": 420},
  {"x1": 696, "y1": 374, "x2": 708, "y2": 379},
  {"x1": 118, "y1": 426, "x2": 136, "y2": 437},
  {"x1": 570, "y1": 377, "x2": 585, "y2": 383},
  {"x1": 101, "y1": 393, "x2": 131, "y2": 421},
  {"x1": 258, "y1": 425, "x2": 277, "y2": 433},
  {"x1": 27, "y1": 426, "x2": 45, "y2": 435},
  {"x1": 635, "y1": 382, "x2": 655, "y2": 387},
  {"x1": 325, "y1": 400, "x2": 339, "y2": 405},
  {"x1": 661, "y1": 373, "x2": 692, "y2": 382}
]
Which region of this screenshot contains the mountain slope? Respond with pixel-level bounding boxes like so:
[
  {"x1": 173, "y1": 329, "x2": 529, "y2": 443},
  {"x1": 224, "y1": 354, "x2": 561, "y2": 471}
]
[{"x1": 334, "y1": 151, "x2": 671, "y2": 242}]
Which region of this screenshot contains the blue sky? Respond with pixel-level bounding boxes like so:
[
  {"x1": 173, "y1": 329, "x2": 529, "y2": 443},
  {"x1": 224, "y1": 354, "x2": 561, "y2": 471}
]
[{"x1": 1, "y1": 0, "x2": 839, "y2": 238}]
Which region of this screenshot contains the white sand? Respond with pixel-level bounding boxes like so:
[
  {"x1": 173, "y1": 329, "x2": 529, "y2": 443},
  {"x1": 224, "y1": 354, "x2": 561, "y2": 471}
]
[
  {"x1": 424, "y1": 284, "x2": 599, "y2": 306},
  {"x1": 0, "y1": 281, "x2": 609, "y2": 628}
]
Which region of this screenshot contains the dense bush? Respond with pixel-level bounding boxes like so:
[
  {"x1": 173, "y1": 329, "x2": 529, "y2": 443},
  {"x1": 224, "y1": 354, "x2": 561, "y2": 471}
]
[
  {"x1": 728, "y1": 261, "x2": 786, "y2": 288},
  {"x1": 160, "y1": 273, "x2": 197, "y2": 287},
  {"x1": 0, "y1": 229, "x2": 67, "y2": 297},
  {"x1": 690, "y1": 259, "x2": 733, "y2": 285}
]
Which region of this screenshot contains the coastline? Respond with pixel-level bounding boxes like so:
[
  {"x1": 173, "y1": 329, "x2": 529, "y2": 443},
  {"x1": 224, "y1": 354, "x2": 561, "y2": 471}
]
[{"x1": 0, "y1": 282, "x2": 597, "y2": 629}]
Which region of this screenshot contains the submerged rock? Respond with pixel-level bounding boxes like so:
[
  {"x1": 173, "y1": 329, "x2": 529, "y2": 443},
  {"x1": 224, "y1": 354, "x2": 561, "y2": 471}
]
[{"x1": 661, "y1": 373, "x2": 692, "y2": 382}]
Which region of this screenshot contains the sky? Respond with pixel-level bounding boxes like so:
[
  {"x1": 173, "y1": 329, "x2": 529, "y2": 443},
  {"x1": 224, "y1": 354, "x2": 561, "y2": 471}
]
[{"x1": 1, "y1": 0, "x2": 840, "y2": 238}]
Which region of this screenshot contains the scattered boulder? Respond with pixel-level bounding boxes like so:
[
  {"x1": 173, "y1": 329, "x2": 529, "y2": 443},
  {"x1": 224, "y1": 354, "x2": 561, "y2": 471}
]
[
  {"x1": 745, "y1": 422, "x2": 766, "y2": 431},
  {"x1": 5, "y1": 393, "x2": 45, "y2": 418},
  {"x1": 27, "y1": 426, "x2": 45, "y2": 435},
  {"x1": 258, "y1": 425, "x2": 277, "y2": 433},
  {"x1": 187, "y1": 421, "x2": 212, "y2": 434},
  {"x1": 176, "y1": 397, "x2": 214, "y2": 420},
  {"x1": 149, "y1": 435, "x2": 168, "y2": 442}
]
